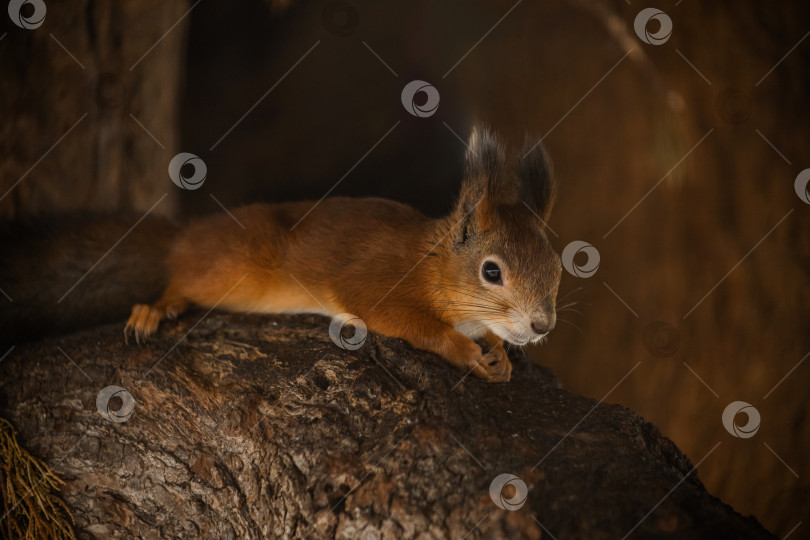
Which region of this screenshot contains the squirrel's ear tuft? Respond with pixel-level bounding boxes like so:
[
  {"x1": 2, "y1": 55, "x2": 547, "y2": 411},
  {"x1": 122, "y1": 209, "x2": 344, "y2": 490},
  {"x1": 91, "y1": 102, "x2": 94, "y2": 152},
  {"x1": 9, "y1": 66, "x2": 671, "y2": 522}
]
[
  {"x1": 455, "y1": 125, "x2": 509, "y2": 214},
  {"x1": 517, "y1": 137, "x2": 557, "y2": 223},
  {"x1": 465, "y1": 125, "x2": 506, "y2": 191},
  {"x1": 452, "y1": 126, "x2": 557, "y2": 236}
]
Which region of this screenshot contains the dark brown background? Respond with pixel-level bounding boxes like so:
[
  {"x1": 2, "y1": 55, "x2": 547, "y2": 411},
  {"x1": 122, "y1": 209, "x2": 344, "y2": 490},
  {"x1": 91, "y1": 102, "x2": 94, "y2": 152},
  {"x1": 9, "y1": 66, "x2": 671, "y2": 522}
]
[{"x1": 1, "y1": 0, "x2": 808, "y2": 535}]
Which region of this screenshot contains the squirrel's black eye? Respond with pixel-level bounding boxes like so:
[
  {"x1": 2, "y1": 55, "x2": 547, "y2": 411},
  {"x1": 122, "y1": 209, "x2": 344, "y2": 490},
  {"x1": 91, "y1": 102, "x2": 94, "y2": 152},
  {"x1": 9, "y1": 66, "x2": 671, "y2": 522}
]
[{"x1": 482, "y1": 261, "x2": 502, "y2": 285}]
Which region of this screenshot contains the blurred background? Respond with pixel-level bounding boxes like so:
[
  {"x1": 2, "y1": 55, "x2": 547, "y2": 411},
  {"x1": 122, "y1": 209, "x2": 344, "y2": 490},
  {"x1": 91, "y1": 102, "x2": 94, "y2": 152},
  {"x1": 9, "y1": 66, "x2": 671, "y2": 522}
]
[{"x1": 1, "y1": 0, "x2": 808, "y2": 535}]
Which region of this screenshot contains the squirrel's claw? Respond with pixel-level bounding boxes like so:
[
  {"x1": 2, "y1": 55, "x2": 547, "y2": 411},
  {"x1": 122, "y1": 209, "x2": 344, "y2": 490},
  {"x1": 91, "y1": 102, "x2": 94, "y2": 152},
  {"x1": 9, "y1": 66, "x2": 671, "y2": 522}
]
[{"x1": 124, "y1": 303, "x2": 163, "y2": 345}]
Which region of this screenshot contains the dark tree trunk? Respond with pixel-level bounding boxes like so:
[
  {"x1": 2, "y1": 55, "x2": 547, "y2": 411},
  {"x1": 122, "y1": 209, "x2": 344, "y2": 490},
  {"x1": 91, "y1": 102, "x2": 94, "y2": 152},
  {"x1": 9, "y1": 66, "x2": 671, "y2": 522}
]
[
  {"x1": 0, "y1": 0, "x2": 186, "y2": 219},
  {"x1": 0, "y1": 313, "x2": 775, "y2": 539}
]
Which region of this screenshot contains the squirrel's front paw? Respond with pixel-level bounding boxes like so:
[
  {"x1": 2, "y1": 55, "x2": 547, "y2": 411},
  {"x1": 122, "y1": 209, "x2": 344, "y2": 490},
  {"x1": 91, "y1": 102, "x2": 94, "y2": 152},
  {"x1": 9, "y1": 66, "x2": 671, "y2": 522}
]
[{"x1": 480, "y1": 344, "x2": 512, "y2": 383}]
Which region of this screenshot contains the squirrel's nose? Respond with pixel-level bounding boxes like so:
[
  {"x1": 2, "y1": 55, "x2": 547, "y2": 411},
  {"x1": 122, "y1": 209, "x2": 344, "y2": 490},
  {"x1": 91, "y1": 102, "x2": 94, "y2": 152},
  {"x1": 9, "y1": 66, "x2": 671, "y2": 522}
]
[{"x1": 531, "y1": 320, "x2": 552, "y2": 335}]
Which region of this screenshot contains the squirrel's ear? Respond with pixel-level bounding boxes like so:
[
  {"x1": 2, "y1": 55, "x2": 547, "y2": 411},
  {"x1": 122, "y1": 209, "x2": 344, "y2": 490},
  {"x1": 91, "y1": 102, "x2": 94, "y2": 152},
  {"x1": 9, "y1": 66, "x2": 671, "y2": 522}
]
[
  {"x1": 517, "y1": 137, "x2": 557, "y2": 223},
  {"x1": 455, "y1": 125, "x2": 509, "y2": 216}
]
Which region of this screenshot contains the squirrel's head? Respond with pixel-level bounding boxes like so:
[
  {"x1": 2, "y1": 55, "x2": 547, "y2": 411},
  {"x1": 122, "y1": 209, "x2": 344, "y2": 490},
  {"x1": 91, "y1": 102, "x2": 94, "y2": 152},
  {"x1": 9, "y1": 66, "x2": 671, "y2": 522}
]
[{"x1": 442, "y1": 126, "x2": 561, "y2": 346}]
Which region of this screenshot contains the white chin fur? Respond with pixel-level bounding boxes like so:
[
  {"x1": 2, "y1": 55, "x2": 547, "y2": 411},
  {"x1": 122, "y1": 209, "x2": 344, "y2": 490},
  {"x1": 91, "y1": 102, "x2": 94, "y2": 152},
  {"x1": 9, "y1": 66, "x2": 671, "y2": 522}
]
[
  {"x1": 459, "y1": 321, "x2": 542, "y2": 347},
  {"x1": 454, "y1": 320, "x2": 489, "y2": 340},
  {"x1": 492, "y1": 326, "x2": 530, "y2": 346}
]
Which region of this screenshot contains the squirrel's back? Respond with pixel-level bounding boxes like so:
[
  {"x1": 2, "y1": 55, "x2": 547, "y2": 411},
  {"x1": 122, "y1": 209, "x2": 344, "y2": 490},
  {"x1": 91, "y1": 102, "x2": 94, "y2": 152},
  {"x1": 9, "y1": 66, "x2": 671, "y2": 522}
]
[{"x1": 162, "y1": 198, "x2": 438, "y2": 317}]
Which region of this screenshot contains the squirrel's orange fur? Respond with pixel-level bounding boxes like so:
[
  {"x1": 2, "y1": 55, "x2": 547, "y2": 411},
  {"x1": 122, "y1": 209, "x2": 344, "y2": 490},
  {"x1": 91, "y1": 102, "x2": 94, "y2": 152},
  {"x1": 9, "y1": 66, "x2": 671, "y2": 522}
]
[{"x1": 126, "y1": 127, "x2": 561, "y2": 382}]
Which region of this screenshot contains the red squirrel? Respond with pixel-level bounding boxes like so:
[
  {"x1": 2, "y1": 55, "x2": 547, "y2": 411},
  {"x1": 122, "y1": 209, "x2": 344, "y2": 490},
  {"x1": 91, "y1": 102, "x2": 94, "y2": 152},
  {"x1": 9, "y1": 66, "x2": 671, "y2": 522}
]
[{"x1": 125, "y1": 126, "x2": 561, "y2": 382}]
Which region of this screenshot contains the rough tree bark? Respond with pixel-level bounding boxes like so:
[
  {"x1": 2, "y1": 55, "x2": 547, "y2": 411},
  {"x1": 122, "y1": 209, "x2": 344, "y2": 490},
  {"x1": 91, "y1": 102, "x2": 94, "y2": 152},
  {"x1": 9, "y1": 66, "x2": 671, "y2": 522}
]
[{"x1": 0, "y1": 313, "x2": 775, "y2": 539}]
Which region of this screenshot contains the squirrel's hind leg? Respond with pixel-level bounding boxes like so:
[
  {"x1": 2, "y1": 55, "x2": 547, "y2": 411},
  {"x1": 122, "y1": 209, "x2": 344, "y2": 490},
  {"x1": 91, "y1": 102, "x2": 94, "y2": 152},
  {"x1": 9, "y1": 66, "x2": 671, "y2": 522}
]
[{"x1": 125, "y1": 288, "x2": 189, "y2": 344}]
